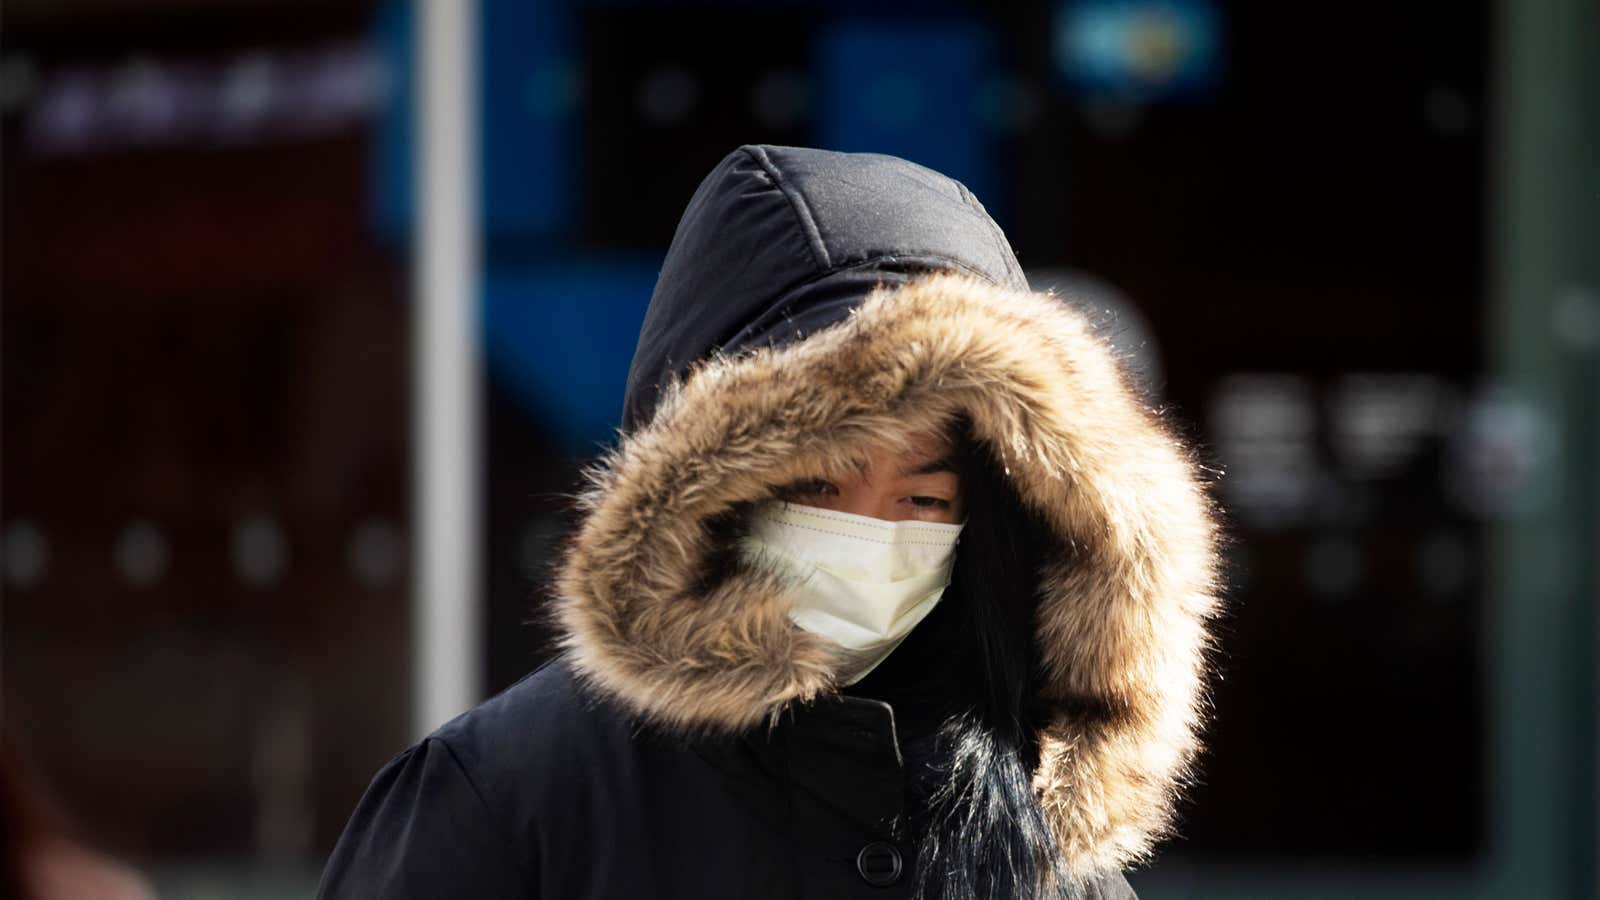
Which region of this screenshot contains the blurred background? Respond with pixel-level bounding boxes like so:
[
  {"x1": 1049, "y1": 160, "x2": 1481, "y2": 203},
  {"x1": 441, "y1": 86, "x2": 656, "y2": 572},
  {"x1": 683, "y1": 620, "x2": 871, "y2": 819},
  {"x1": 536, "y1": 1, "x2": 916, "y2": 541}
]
[{"x1": 2, "y1": 0, "x2": 1595, "y2": 897}]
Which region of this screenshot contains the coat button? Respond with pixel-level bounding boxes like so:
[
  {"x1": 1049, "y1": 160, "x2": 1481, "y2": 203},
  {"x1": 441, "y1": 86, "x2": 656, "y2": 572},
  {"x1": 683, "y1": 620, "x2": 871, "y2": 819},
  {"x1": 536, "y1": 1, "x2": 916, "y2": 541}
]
[{"x1": 855, "y1": 841, "x2": 903, "y2": 887}]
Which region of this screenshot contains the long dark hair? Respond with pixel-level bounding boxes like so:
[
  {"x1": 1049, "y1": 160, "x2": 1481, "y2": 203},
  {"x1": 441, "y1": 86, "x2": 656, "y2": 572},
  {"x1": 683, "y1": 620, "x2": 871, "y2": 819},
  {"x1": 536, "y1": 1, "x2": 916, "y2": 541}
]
[{"x1": 903, "y1": 421, "x2": 1072, "y2": 899}]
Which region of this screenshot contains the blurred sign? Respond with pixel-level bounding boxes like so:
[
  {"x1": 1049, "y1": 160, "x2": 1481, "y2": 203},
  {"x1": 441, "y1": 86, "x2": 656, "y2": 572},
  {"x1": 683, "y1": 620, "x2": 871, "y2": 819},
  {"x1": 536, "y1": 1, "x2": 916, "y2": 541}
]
[
  {"x1": 20, "y1": 42, "x2": 387, "y2": 156},
  {"x1": 1052, "y1": 0, "x2": 1222, "y2": 102}
]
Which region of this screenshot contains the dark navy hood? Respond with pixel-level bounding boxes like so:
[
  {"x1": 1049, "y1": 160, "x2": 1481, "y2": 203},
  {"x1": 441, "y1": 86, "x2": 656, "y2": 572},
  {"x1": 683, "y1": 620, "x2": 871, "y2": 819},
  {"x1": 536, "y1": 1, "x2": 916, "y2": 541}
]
[{"x1": 621, "y1": 145, "x2": 1028, "y2": 432}]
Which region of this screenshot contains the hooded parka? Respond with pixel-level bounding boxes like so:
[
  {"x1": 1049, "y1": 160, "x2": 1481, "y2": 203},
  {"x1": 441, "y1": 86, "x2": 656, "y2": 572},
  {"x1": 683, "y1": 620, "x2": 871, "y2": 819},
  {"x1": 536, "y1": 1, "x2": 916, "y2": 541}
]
[{"x1": 318, "y1": 145, "x2": 1222, "y2": 900}]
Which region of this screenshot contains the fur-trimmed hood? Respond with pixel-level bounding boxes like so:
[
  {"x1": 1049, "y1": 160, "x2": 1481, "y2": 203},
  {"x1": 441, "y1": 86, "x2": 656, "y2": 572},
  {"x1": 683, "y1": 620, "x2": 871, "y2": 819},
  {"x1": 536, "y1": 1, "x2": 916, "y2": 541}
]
[{"x1": 552, "y1": 146, "x2": 1222, "y2": 879}]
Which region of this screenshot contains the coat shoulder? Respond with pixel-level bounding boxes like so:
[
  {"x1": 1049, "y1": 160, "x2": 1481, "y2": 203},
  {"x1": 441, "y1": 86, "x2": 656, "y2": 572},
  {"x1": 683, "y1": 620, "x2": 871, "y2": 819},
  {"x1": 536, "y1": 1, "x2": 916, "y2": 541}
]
[
  {"x1": 321, "y1": 654, "x2": 724, "y2": 899},
  {"x1": 319, "y1": 657, "x2": 625, "y2": 899},
  {"x1": 431, "y1": 653, "x2": 640, "y2": 796}
]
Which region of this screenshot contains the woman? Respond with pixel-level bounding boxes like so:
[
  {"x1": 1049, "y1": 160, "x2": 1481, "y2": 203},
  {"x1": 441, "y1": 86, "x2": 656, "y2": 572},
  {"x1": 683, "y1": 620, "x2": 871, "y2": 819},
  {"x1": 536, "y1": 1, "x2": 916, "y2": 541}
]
[{"x1": 319, "y1": 145, "x2": 1222, "y2": 899}]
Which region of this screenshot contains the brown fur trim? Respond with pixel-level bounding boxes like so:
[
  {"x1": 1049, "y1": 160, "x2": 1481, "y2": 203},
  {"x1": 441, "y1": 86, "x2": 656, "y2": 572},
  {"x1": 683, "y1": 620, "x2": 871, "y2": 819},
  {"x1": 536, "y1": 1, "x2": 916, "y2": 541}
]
[{"x1": 553, "y1": 271, "x2": 1223, "y2": 877}]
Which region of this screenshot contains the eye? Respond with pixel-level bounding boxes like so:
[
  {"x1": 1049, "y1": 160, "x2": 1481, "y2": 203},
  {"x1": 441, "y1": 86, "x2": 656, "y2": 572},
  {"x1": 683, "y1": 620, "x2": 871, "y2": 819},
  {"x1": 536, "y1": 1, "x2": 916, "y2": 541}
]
[{"x1": 907, "y1": 496, "x2": 950, "y2": 509}]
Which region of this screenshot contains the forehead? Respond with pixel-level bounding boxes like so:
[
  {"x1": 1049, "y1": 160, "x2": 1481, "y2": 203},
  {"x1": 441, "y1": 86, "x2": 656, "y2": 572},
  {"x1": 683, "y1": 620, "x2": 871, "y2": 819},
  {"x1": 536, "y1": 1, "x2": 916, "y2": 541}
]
[
  {"x1": 903, "y1": 428, "x2": 955, "y2": 459},
  {"x1": 851, "y1": 427, "x2": 957, "y2": 478}
]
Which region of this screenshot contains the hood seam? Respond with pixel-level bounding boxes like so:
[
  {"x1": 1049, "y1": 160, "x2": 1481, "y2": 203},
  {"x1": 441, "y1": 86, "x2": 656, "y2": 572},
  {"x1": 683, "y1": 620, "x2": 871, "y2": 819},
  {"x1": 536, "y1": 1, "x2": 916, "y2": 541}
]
[
  {"x1": 718, "y1": 253, "x2": 1001, "y2": 359},
  {"x1": 955, "y1": 180, "x2": 1027, "y2": 288},
  {"x1": 744, "y1": 144, "x2": 832, "y2": 271}
]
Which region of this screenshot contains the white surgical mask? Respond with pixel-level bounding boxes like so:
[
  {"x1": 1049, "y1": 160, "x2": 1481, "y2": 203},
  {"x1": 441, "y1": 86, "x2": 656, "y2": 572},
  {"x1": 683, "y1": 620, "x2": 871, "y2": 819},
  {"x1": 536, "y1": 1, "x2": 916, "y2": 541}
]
[{"x1": 739, "y1": 501, "x2": 964, "y2": 685}]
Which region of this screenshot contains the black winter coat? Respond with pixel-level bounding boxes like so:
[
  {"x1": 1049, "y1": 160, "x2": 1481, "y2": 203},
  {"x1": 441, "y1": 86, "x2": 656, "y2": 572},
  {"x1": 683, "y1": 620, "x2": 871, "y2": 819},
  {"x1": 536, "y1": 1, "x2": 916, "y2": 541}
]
[{"x1": 319, "y1": 145, "x2": 1222, "y2": 899}]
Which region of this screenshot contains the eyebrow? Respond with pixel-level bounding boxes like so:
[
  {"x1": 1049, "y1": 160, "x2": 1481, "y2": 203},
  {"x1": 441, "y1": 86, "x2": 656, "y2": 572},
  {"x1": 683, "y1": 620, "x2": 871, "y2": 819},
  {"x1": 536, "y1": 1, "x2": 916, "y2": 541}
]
[{"x1": 899, "y1": 455, "x2": 958, "y2": 478}]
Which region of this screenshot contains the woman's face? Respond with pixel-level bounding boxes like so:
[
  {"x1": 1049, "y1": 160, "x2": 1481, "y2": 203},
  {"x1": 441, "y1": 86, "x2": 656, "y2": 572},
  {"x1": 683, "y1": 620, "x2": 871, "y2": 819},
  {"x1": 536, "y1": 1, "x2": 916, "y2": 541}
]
[{"x1": 780, "y1": 429, "x2": 965, "y2": 524}]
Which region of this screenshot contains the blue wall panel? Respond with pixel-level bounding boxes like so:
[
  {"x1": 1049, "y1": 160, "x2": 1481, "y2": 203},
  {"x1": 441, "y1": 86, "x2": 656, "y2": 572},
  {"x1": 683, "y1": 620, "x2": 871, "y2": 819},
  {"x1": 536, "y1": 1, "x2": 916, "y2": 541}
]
[
  {"x1": 815, "y1": 20, "x2": 1000, "y2": 219},
  {"x1": 483, "y1": 258, "x2": 659, "y2": 454}
]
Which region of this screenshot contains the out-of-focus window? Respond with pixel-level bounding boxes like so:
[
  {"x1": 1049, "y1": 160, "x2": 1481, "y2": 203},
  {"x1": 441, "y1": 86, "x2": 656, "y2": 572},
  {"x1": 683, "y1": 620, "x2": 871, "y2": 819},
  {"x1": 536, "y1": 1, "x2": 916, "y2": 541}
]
[{"x1": 2, "y1": 3, "x2": 409, "y2": 892}]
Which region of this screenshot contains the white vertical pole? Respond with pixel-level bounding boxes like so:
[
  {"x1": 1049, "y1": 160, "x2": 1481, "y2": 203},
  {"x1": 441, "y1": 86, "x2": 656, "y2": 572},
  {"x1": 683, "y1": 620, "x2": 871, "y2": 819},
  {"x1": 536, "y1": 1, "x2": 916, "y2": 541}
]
[{"x1": 413, "y1": 0, "x2": 480, "y2": 738}]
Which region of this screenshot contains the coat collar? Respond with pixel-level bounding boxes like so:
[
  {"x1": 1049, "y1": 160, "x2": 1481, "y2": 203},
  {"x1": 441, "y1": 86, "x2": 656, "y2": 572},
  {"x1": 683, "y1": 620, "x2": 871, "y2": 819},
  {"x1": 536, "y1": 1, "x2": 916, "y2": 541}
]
[
  {"x1": 552, "y1": 272, "x2": 1223, "y2": 878},
  {"x1": 763, "y1": 695, "x2": 907, "y2": 834},
  {"x1": 682, "y1": 693, "x2": 909, "y2": 865}
]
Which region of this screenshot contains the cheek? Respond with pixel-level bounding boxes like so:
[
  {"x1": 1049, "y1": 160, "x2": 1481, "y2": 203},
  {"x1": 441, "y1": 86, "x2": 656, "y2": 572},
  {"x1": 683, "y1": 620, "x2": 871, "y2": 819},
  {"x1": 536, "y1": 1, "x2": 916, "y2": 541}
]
[{"x1": 807, "y1": 496, "x2": 852, "y2": 514}]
